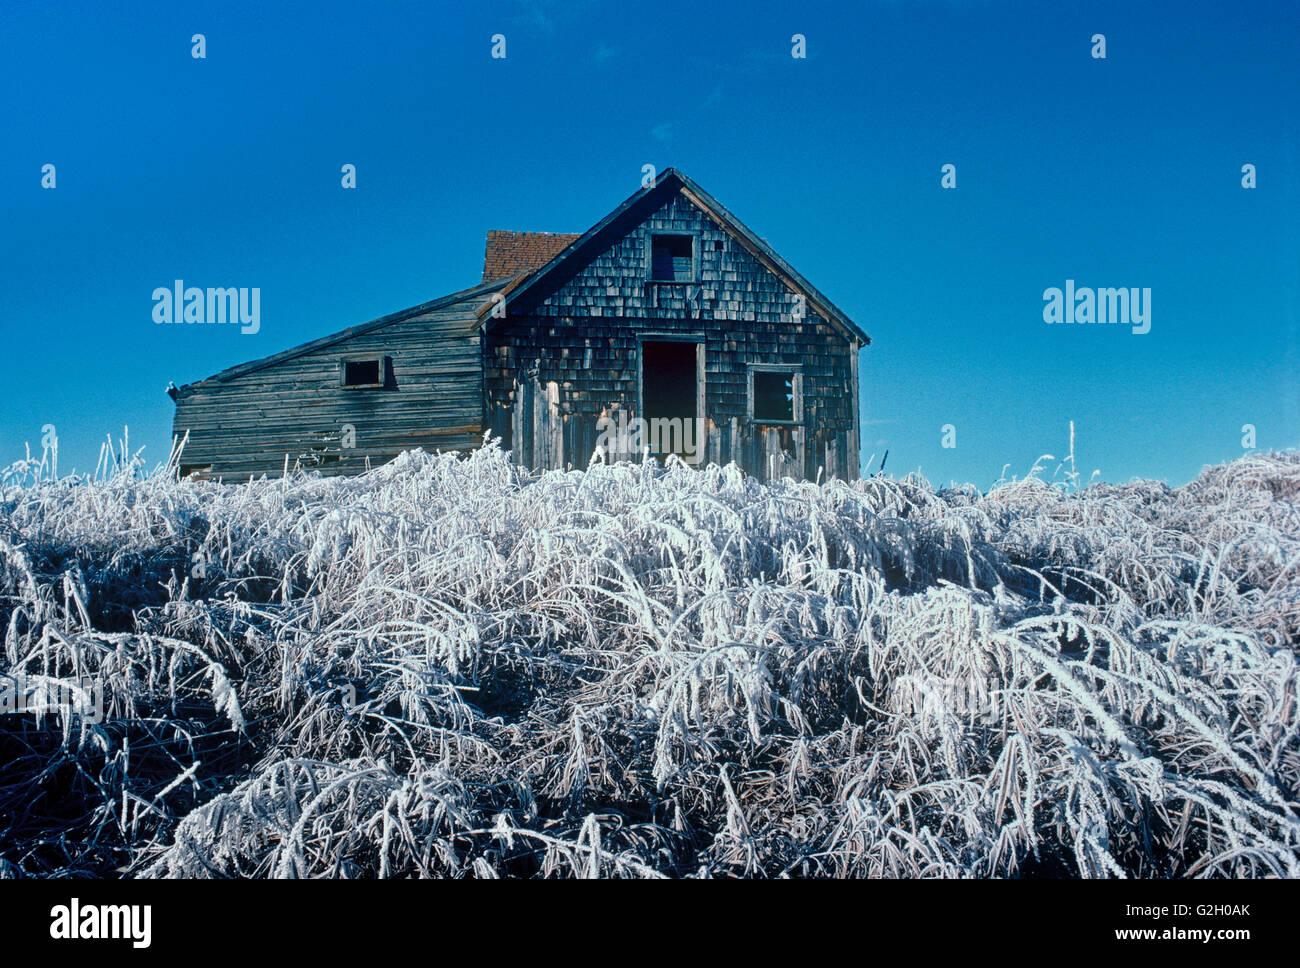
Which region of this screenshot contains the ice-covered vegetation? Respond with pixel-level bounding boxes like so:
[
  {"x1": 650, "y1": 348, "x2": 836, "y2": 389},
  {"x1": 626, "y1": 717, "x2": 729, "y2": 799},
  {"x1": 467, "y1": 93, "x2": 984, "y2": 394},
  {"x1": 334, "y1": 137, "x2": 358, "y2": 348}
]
[{"x1": 1, "y1": 435, "x2": 1297, "y2": 878}]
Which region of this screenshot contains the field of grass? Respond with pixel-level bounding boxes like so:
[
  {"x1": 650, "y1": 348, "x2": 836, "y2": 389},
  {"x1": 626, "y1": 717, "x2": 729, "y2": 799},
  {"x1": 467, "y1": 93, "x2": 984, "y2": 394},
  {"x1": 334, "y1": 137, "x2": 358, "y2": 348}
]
[{"x1": 1, "y1": 437, "x2": 1297, "y2": 878}]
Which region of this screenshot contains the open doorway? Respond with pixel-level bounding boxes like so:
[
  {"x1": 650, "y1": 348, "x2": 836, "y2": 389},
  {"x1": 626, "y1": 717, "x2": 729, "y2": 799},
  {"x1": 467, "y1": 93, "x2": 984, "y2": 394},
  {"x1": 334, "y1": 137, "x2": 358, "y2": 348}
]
[{"x1": 640, "y1": 339, "x2": 702, "y2": 463}]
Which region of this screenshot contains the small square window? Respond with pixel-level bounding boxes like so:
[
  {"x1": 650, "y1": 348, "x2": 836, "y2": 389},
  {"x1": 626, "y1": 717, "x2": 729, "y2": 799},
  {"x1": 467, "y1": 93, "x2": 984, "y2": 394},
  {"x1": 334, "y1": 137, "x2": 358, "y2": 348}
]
[
  {"x1": 751, "y1": 369, "x2": 799, "y2": 423},
  {"x1": 342, "y1": 358, "x2": 384, "y2": 387},
  {"x1": 650, "y1": 234, "x2": 694, "y2": 282}
]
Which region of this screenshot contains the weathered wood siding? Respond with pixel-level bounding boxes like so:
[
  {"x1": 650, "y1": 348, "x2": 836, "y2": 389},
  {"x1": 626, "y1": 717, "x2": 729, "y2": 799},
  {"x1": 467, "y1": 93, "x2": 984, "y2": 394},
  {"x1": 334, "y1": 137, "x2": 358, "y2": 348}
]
[
  {"x1": 172, "y1": 292, "x2": 490, "y2": 479},
  {"x1": 485, "y1": 188, "x2": 861, "y2": 481}
]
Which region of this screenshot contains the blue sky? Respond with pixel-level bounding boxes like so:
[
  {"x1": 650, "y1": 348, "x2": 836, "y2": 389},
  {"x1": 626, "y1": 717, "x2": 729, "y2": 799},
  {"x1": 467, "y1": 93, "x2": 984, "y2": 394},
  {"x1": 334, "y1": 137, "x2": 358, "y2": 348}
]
[{"x1": 1, "y1": 0, "x2": 1296, "y2": 488}]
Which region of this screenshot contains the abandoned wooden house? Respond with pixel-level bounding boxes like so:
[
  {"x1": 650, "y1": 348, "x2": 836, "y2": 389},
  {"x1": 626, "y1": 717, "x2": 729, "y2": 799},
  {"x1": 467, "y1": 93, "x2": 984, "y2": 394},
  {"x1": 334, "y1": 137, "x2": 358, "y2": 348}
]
[{"x1": 169, "y1": 168, "x2": 870, "y2": 481}]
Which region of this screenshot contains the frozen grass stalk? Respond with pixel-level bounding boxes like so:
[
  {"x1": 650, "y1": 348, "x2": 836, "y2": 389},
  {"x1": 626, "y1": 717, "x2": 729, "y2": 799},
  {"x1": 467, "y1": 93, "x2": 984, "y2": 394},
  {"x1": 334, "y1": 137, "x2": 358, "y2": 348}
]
[{"x1": 0, "y1": 433, "x2": 1296, "y2": 878}]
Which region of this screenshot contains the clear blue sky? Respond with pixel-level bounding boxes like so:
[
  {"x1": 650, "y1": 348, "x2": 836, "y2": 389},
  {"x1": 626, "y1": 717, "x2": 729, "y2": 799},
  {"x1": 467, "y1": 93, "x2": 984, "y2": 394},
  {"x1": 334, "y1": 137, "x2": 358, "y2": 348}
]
[{"x1": 2, "y1": 0, "x2": 1296, "y2": 488}]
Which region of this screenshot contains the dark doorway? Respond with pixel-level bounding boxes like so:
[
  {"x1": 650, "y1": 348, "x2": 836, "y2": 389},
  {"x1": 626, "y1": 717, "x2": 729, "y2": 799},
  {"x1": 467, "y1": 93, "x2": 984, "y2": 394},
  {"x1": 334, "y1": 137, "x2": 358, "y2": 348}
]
[{"x1": 640, "y1": 340, "x2": 700, "y2": 462}]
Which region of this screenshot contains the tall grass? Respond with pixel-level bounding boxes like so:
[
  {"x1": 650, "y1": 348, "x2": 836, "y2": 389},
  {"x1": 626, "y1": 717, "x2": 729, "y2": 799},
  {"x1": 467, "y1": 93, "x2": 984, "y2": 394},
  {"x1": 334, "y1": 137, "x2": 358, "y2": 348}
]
[{"x1": 1, "y1": 435, "x2": 1297, "y2": 878}]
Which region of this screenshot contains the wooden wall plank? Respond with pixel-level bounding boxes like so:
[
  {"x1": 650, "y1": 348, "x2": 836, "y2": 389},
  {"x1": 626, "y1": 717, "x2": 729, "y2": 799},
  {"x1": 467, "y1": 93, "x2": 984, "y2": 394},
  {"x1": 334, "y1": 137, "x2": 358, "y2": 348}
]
[{"x1": 172, "y1": 295, "x2": 488, "y2": 479}]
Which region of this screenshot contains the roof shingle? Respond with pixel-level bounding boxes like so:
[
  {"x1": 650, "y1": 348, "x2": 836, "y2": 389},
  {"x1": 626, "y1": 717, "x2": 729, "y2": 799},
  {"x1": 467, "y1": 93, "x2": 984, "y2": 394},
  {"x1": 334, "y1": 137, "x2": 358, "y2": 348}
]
[{"x1": 481, "y1": 230, "x2": 580, "y2": 284}]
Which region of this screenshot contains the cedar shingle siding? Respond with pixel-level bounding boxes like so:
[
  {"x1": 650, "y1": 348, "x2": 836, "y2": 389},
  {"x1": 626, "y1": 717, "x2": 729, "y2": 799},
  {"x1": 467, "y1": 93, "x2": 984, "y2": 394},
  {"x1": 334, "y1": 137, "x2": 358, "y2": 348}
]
[{"x1": 170, "y1": 170, "x2": 868, "y2": 482}]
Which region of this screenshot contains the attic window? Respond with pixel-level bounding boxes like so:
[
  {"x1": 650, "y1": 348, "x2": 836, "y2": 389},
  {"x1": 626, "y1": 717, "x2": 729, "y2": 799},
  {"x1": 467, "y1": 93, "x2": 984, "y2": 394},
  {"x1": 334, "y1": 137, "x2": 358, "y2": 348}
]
[
  {"x1": 749, "y1": 366, "x2": 802, "y2": 424},
  {"x1": 650, "y1": 234, "x2": 694, "y2": 282},
  {"x1": 342, "y1": 358, "x2": 384, "y2": 388}
]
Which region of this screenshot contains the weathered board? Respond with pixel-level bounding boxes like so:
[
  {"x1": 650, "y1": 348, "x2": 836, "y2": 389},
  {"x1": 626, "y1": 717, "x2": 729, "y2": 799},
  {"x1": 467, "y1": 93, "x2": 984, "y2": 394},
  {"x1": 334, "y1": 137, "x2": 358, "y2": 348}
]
[{"x1": 171, "y1": 286, "x2": 496, "y2": 479}]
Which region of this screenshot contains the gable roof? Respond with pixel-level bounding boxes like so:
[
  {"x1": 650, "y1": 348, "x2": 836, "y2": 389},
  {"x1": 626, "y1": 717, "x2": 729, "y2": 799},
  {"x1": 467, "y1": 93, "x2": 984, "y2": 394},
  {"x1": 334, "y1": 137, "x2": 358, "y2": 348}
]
[
  {"x1": 482, "y1": 230, "x2": 581, "y2": 284},
  {"x1": 478, "y1": 168, "x2": 870, "y2": 345},
  {"x1": 171, "y1": 169, "x2": 868, "y2": 402},
  {"x1": 171, "y1": 277, "x2": 513, "y2": 399}
]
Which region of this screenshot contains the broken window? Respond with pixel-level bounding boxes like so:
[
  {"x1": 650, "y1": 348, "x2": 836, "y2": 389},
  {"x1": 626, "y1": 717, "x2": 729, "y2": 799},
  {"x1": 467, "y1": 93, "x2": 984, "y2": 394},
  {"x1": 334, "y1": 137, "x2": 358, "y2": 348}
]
[
  {"x1": 342, "y1": 358, "x2": 384, "y2": 387},
  {"x1": 751, "y1": 368, "x2": 800, "y2": 423},
  {"x1": 650, "y1": 234, "x2": 694, "y2": 282}
]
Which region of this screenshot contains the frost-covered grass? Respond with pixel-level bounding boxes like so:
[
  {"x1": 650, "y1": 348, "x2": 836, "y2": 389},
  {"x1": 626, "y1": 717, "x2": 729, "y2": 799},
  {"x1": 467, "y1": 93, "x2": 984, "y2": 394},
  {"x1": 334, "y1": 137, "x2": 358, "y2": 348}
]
[{"x1": 1, "y1": 437, "x2": 1297, "y2": 878}]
